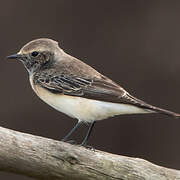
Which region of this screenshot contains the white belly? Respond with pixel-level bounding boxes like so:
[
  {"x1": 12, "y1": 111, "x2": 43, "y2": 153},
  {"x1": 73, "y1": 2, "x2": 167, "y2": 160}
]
[{"x1": 30, "y1": 78, "x2": 149, "y2": 122}]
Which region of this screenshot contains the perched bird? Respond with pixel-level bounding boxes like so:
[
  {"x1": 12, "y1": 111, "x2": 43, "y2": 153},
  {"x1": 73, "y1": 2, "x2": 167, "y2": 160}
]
[{"x1": 7, "y1": 38, "x2": 180, "y2": 146}]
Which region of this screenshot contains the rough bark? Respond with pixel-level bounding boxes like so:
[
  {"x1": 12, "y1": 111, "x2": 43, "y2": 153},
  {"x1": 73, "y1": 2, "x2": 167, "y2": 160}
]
[{"x1": 0, "y1": 126, "x2": 179, "y2": 180}]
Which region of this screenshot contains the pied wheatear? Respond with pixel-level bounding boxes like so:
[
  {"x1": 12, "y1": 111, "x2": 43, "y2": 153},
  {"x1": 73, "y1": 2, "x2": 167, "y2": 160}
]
[{"x1": 7, "y1": 38, "x2": 180, "y2": 146}]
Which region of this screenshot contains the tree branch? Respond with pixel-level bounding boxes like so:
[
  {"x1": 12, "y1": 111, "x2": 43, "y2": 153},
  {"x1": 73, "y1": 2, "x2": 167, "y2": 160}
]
[{"x1": 0, "y1": 126, "x2": 179, "y2": 180}]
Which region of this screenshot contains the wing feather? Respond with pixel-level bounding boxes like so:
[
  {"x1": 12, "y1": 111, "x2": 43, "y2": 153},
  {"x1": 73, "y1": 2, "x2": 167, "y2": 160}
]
[{"x1": 32, "y1": 72, "x2": 180, "y2": 117}]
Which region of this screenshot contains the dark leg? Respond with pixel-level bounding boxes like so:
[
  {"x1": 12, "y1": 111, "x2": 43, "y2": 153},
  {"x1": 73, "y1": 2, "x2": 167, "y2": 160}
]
[
  {"x1": 61, "y1": 122, "x2": 81, "y2": 142},
  {"x1": 81, "y1": 121, "x2": 95, "y2": 146}
]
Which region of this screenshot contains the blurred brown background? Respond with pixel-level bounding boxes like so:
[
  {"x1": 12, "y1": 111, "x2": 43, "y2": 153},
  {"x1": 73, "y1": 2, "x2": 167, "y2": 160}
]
[{"x1": 1, "y1": 0, "x2": 180, "y2": 179}]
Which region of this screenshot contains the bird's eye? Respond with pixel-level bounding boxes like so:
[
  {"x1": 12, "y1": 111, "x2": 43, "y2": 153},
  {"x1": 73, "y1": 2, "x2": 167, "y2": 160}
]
[{"x1": 31, "y1": 51, "x2": 39, "y2": 57}]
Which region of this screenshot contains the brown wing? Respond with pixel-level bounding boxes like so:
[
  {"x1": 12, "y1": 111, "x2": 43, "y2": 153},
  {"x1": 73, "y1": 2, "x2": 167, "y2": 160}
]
[
  {"x1": 33, "y1": 72, "x2": 127, "y2": 102},
  {"x1": 33, "y1": 72, "x2": 180, "y2": 118}
]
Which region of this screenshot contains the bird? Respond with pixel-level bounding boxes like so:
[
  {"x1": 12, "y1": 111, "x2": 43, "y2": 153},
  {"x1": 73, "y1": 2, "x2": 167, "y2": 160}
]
[{"x1": 7, "y1": 38, "x2": 180, "y2": 146}]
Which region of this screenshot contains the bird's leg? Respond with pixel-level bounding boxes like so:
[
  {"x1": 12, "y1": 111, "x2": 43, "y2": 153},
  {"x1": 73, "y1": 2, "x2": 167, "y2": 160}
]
[
  {"x1": 81, "y1": 121, "x2": 95, "y2": 147},
  {"x1": 61, "y1": 122, "x2": 81, "y2": 143}
]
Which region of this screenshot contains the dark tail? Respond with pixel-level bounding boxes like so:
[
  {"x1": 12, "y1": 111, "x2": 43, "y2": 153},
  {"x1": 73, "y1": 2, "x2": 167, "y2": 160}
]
[{"x1": 126, "y1": 94, "x2": 180, "y2": 118}]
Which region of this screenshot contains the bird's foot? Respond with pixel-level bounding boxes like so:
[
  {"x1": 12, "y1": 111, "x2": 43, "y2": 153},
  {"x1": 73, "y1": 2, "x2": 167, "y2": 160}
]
[
  {"x1": 80, "y1": 143, "x2": 95, "y2": 151},
  {"x1": 61, "y1": 139, "x2": 77, "y2": 145}
]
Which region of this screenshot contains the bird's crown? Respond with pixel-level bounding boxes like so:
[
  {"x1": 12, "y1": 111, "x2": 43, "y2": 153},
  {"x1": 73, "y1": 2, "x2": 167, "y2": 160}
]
[{"x1": 19, "y1": 38, "x2": 59, "y2": 54}]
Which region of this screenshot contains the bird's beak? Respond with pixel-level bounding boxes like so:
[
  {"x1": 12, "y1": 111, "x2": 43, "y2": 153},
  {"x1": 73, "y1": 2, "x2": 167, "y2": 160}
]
[{"x1": 7, "y1": 54, "x2": 23, "y2": 60}]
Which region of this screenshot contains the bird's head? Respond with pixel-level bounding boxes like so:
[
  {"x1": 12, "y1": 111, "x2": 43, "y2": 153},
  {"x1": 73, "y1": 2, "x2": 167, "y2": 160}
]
[{"x1": 7, "y1": 38, "x2": 62, "y2": 74}]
